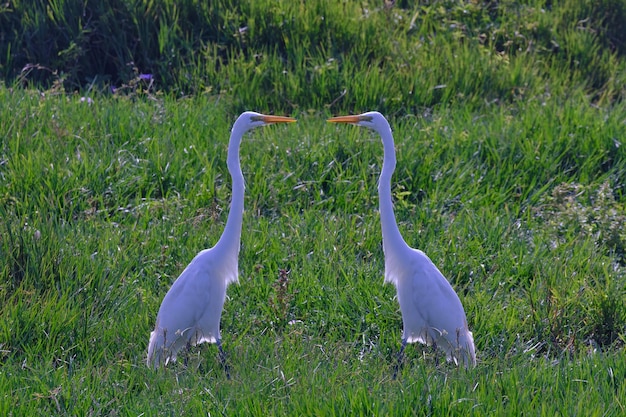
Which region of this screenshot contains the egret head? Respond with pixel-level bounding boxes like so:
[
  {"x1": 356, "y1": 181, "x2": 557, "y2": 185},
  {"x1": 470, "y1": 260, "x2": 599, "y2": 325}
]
[
  {"x1": 327, "y1": 111, "x2": 389, "y2": 133},
  {"x1": 234, "y1": 111, "x2": 296, "y2": 134}
]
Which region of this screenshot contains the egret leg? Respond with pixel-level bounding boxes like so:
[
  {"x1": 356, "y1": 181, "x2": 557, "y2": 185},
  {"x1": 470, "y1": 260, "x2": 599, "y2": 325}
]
[
  {"x1": 432, "y1": 342, "x2": 439, "y2": 367},
  {"x1": 183, "y1": 339, "x2": 192, "y2": 367},
  {"x1": 392, "y1": 339, "x2": 407, "y2": 380},
  {"x1": 217, "y1": 339, "x2": 231, "y2": 380}
]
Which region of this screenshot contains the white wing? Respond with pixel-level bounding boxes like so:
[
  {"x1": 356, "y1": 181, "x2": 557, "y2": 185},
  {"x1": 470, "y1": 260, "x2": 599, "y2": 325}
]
[
  {"x1": 396, "y1": 249, "x2": 476, "y2": 366},
  {"x1": 147, "y1": 249, "x2": 228, "y2": 368}
]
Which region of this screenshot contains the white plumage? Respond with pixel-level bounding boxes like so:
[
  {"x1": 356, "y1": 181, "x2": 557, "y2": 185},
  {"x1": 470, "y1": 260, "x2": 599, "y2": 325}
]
[
  {"x1": 147, "y1": 112, "x2": 296, "y2": 372},
  {"x1": 328, "y1": 112, "x2": 476, "y2": 371}
]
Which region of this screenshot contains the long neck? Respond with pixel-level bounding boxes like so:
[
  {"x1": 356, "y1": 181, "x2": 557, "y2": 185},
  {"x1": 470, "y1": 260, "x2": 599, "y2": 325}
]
[
  {"x1": 215, "y1": 129, "x2": 245, "y2": 253},
  {"x1": 377, "y1": 125, "x2": 409, "y2": 254}
]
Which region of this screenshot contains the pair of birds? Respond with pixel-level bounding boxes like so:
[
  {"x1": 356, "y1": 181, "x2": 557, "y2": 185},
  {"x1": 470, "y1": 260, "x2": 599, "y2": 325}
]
[{"x1": 147, "y1": 111, "x2": 477, "y2": 377}]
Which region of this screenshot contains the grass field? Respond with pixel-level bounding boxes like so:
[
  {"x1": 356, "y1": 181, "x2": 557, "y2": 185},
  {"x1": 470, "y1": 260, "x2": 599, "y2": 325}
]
[
  {"x1": 1, "y1": 86, "x2": 624, "y2": 415},
  {"x1": 2, "y1": 0, "x2": 626, "y2": 415}
]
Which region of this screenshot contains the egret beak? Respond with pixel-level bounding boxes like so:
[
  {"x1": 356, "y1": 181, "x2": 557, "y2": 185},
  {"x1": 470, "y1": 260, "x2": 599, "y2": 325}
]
[
  {"x1": 327, "y1": 115, "x2": 362, "y2": 124},
  {"x1": 262, "y1": 115, "x2": 297, "y2": 124}
]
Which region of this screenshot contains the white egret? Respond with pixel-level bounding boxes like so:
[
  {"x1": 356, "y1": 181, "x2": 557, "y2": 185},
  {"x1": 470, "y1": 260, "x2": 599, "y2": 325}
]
[
  {"x1": 147, "y1": 112, "x2": 296, "y2": 375},
  {"x1": 327, "y1": 112, "x2": 476, "y2": 374}
]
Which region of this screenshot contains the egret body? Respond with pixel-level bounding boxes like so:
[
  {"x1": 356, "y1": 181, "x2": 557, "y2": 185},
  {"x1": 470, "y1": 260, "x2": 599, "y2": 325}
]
[
  {"x1": 147, "y1": 112, "x2": 296, "y2": 373},
  {"x1": 328, "y1": 112, "x2": 476, "y2": 372}
]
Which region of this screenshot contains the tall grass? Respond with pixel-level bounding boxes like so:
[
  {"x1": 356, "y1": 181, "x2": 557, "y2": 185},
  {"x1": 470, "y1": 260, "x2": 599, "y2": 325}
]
[
  {"x1": 0, "y1": 84, "x2": 625, "y2": 414},
  {"x1": 2, "y1": 1, "x2": 626, "y2": 112},
  {"x1": 1, "y1": 0, "x2": 626, "y2": 414}
]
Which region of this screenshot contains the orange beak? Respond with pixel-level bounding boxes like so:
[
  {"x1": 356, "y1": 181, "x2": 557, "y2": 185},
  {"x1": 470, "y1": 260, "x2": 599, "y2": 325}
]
[
  {"x1": 262, "y1": 115, "x2": 297, "y2": 124},
  {"x1": 327, "y1": 115, "x2": 362, "y2": 124}
]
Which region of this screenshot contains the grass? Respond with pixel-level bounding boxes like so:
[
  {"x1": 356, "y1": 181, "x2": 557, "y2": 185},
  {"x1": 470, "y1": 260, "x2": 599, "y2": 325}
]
[
  {"x1": 0, "y1": 85, "x2": 625, "y2": 415},
  {"x1": 3, "y1": 1, "x2": 626, "y2": 112},
  {"x1": 1, "y1": 0, "x2": 626, "y2": 414}
]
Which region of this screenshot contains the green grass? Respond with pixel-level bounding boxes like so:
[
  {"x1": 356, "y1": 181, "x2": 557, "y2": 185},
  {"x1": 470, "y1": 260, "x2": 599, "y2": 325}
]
[
  {"x1": 3, "y1": 1, "x2": 626, "y2": 112},
  {"x1": 1, "y1": 1, "x2": 626, "y2": 413},
  {"x1": 1, "y1": 85, "x2": 625, "y2": 415}
]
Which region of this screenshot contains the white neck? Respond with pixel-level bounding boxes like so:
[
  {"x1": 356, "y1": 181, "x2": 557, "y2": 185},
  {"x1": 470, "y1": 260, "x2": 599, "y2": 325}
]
[
  {"x1": 377, "y1": 122, "x2": 410, "y2": 256},
  {"x1": 214, "y1": 126, "x2": 245, "y2": 255}
]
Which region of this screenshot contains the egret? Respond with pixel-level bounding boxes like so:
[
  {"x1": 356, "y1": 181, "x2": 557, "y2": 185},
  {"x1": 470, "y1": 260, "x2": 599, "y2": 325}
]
[
  {"x1": 327, "y1": 112, "x2": 476, "y2": 374},
  {"x1": 147, "y1": 112, "x2": 296, "y2": 375}
]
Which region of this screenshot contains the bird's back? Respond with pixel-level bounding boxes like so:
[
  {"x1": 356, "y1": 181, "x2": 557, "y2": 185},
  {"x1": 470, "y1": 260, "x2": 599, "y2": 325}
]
[
  {"x1": 147, "y1": 249, "x2": 231, "y2": 368},
  {"x1": 394, "y1": 248, "x2": 476, "y2": 366}
]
